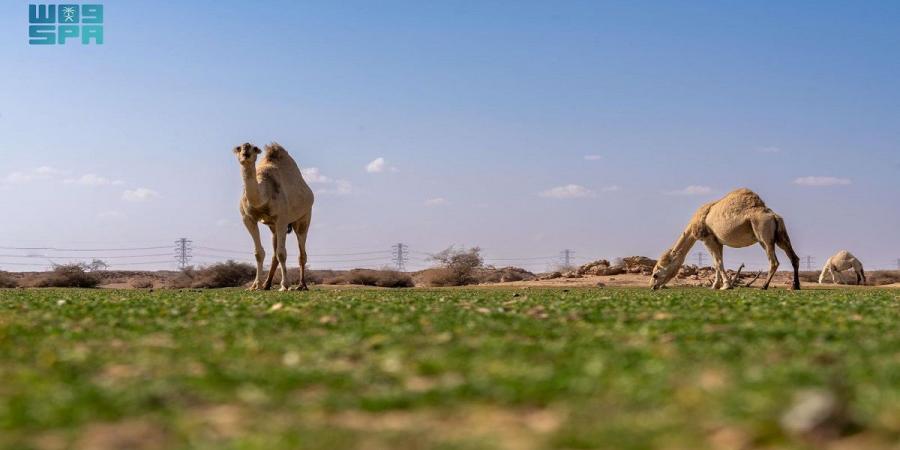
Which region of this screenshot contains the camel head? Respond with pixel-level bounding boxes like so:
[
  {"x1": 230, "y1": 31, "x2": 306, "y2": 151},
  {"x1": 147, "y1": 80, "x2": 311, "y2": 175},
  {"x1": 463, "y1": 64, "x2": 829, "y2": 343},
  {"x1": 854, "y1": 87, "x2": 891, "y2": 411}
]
[
  {"x1": 233, "y1": 142, "x2": 261, "y2": 166},
  {"x1": 650, "y1": 249, "x2": 682, "y2": 290}
]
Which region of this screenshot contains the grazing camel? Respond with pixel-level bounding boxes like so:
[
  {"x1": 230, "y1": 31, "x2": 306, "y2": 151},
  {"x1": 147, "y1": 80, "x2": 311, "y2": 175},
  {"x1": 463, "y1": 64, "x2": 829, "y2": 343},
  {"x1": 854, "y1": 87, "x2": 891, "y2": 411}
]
[
  {"x1": 819, "y1": 250, "x2": 866, "y2": 285},
  {"x1": 233, "y1": 142, "x2": 314, "y2": 291},
  {"x1": 650, "y1": 188, "x2": 801, "y2": 290}
]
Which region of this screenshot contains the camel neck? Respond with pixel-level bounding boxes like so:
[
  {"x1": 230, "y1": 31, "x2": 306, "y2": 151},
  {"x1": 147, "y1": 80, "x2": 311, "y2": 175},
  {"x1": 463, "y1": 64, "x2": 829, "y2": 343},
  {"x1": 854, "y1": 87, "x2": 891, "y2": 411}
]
[
  {"x1": 671, "y1": 231, "x2": 698, "y2": 266},
  {"x1": 240, "y1": 163, "x2": 264, "y2": 207}
]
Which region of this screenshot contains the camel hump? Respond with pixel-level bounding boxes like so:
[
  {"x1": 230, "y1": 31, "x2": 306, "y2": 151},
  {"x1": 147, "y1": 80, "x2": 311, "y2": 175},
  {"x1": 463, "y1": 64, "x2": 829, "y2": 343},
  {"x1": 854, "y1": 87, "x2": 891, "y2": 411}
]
[
  {"x1": 687, "y1": 202, "x2": 714, "y2": 239},
  {"x1": 263, "y1": 142, "x2": 290, "y2": 162},
  {"x1": 723, "y1": 188, "x2": 767, "y2": 209}
]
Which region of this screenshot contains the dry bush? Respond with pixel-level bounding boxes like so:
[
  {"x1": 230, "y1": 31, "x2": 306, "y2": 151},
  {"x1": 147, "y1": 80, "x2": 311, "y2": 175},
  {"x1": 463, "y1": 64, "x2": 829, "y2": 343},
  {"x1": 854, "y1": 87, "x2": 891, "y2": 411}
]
[
  {"x1": 130, "y1": 277, "x2": 154, "y2": 289},
  {"x1": 324, "y1": 269, "x2": 413, "y2": 288},
  {"x1": 0, "y1": 271, "x2": 17, "y2": 288},
  {"x1": 864, "y1": 270, "x2": 900, "y2": 286},
  {"x1": 166, "y1": 267, "x2": 196, "y2": 289},
  {"x1": 30, "y1": 264, "x2": 100, "y2": 288},
  {"x1": 189, "y1": 261, "x2": 255, "y2": 288},
  {"x1": 426, "y1": 246, "x2": 483, "y2": 286},
  {"x1": 475, "y1": 266, "x2": 536, "y2": 283}
]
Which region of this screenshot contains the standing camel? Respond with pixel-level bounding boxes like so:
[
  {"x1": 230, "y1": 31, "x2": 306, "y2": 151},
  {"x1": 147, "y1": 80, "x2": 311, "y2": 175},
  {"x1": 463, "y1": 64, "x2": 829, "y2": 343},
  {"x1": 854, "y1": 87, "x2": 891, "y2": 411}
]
[
  {"x1": 819, "y1": 250, "x2": 866, "y2": 285},
  {"x1": 233, "y1": 142, "x2": 314, "y2": 291},
  {"x1": 650, "y1": 188, "x2": 801, "y2": 290}
]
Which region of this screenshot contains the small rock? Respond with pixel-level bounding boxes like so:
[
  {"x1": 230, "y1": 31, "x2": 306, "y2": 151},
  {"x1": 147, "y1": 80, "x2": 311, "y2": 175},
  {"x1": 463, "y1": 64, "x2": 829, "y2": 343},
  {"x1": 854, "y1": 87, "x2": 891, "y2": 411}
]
[{"x1": 595, "y1": 282, "x2": 606, "y2": 287}]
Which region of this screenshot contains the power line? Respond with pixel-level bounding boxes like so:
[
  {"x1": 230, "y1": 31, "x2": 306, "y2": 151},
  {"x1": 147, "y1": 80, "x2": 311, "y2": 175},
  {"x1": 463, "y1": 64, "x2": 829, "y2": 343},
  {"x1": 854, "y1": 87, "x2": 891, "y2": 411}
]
[
  {"x1": 0, "y1": 253, "x2": 172, "y2": 259},
  {"x1": 0, "y1": 245, "x2": 170, "y2": 252},
  {"x1": 391, "y1": 243, "x2": 408, "y2": 271},
  {"x1": 174, "y1": 238, "x2": 192, "y2": 269},
  {"x1": 804, "y1": 255, "x2": 815, "y2": 271},
  {"x1": 560, "y1": 249, "x2": 574, "y2": 268}
]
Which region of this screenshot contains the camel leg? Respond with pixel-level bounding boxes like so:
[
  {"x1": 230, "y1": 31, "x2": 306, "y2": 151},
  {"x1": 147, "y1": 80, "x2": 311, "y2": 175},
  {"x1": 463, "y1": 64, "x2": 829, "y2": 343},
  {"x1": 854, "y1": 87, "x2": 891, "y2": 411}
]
[
  {"x1": 292, "y1": 217, "x2": 311, "y2": 291},
  {"x1": 702, "y1": 239, "x2": 726, "y2": 289},
  {"x1": 773, "y1": 217, "x2": 801, "y2": 290},
  {"x1": 830, "y1": 266, "x2": 839, "y2": 284},
  {"x1": 859, "y1": 265, "x2": 866, "y2": 285},
  {"x1": 242, "y1": 216, "x2": 265, "y2": 290},
  {"x1": 262, "y1": 230, "x2": 279, "y2": 290},
  {"x1": 274, "y1": 223, "x2": 289, "y2": 291},
  {"x1": 753, "y1": 217, "x2": 779, "y2": 290}
]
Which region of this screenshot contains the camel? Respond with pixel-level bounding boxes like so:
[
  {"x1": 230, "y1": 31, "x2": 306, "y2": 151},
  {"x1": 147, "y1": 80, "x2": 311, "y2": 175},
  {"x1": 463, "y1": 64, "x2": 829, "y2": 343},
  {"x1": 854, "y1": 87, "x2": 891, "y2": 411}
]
[
  {"x1": 819, "y1": 250, "x2": 866, "y2": 285},
  {"x1": 650, "y1": 188, "x2": 801, "y2": 291},
  {"x1": 233, "y1": 142, "x2": 314, "y2": 291}
]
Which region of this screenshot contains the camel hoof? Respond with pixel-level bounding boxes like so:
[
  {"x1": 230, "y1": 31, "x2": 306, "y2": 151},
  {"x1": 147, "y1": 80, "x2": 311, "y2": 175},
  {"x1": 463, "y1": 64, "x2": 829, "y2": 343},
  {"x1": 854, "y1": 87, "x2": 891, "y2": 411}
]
[
  {"x1": 278, "y1": 286, "x2": 289, "y2": 292},
  {"x1": 297, "y1": 284, "x2": 309, "y2": 291}
]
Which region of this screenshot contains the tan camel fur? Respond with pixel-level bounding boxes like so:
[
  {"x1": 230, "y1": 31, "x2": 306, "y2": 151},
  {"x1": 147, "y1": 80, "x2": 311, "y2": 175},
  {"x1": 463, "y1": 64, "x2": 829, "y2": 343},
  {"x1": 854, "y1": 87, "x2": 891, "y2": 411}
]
[
  {"x1": 234, "y1": 142, "x2": 314, "y2": 291},
  {"x1": 819, "y1": 250, "x2": 866, "y2": 285},
  {"x1": 650, "y1": 188, "x2": 801, "y2": 290}
]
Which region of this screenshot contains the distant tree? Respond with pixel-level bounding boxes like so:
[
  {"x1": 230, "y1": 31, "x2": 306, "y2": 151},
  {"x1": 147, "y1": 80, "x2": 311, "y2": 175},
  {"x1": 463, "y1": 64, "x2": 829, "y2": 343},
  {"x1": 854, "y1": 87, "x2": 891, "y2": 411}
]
[
  {"x1": 87, "y1": 259, "x2": 108, "y2": 272},
  {"x1": 428, "y1": 246, "x2": 483, "y2": 286}
]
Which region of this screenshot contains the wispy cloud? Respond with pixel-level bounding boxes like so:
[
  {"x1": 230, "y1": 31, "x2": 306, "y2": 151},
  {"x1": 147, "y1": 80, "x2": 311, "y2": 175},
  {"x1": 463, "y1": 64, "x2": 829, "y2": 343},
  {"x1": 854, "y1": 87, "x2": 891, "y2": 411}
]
[
  {"x1": 301, "y1": 167, "x2": 352, "y2": 195},
  {"x1": 64, "y1": 174, "x2": 124, "y2": 186},
  {"x1": 1, "y1": 166, "x2": 68, "y2": 184},
  {"x1": 583, "y1": 154, "x2": 603, "y2": 161},
  {"x1": 664, "y1": 185, "x2": 712, "y2": 196},
  {"x1": 97, "y1": 210, "x2": 124, "y2": 219},
  {"x1": 793, "y1": 176, "x2": 851, "y2": 187},
  {"x1": 301, "y1": 167, "x2": 331, "y2": 184},
  {"x1": 365, "y1": 157, "x2": 386, "y2": 173},
  {"x1": 317, "y1": 180, "x2": 353, "y2": 196},
  {"x1": 539, "y1": 184, "x2": 596, "y2": 199},
  {"x1": 424, "y1": 197, "x2": 447, "y2": 207},
  {"x1": 122, "y1": 188, "x2": 160, "y2": 202}
]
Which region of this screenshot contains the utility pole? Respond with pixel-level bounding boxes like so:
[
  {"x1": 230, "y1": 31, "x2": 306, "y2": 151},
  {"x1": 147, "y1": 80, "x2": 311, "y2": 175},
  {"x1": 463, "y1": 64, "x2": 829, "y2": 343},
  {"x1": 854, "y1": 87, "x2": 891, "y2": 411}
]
[
  {"x1": 696, "y1": 252, "x2": 705, "y2": 267},
  {"x1": 561, "y1": 249, "x2": 574, "y2": 268},
  {"x1": 804, "y1": 256, "x2": 814, "y2": 271},
  {"x1": 391, "y1": 243, "x2": 408, "y2": 271},
  {"x1": 896, "y1": 258, "x2": 900, "y2": 270},
  {"x1": 174, "y1": 238, "x2": 192, "y2": 269}
]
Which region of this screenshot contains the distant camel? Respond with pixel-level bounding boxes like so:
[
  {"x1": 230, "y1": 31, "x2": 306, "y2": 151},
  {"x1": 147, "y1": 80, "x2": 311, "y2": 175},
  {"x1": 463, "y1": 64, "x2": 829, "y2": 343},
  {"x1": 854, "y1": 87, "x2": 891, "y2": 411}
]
[
  {"x1": 233, "y1": 142, "x2": 314, "y2": 291},
  {"x1": 819, "y1": 250, "x2": 866, "y2": 285},
  {"x1": 650, "y1": 188, "x2": 801, "y2": 290}
]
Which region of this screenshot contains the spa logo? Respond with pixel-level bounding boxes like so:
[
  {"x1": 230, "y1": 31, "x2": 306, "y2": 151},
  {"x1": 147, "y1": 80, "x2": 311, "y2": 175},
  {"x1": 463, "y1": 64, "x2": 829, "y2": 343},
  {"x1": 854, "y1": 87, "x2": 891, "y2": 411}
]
[{"x1": 29, "y1": 4, "x2": 103, "y2": 45}]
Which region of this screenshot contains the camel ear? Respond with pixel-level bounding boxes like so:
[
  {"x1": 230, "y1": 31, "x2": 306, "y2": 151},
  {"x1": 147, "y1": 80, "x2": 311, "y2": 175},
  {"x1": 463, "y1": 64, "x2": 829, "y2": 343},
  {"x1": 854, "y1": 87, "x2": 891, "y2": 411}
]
[
  {"x1": 232, "y1": 146, "x2": 241, "y2": 154},
  {"x1": 252, "y1": 146, "x2": 261, "y2": 154}
]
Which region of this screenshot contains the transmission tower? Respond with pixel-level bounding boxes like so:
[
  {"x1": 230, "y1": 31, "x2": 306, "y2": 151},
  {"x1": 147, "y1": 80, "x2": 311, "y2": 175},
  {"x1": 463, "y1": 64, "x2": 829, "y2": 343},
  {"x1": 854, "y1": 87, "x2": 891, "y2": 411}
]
[
  {"x1": 696, "y1": 252, "x2": 705, "y2": 267},
  {"x1": 804, "y1": 256, "x2": 814, "y2": 271},
  {"x1": 391, "y1": 243, "x2": 408, "y2": 271},
  {"x1": 174, "y1": 238, "x2": 193, "y2": 268},
  {"x1": 560, "y1": 249, "x2": 574, "y2": 268}
]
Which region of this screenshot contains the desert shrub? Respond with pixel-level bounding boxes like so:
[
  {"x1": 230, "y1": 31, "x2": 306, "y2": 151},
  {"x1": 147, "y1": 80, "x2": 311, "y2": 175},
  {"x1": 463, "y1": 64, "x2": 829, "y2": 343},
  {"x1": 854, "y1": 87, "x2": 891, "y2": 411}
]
[
  {"x1": 324, "y1": 269, "x2": 413, "y2": 288},
  {"x1": 474, "y1": 266, "x2": 536, "y2": 283},
  {"x1": 130, "y1": 277, "x2": 154, "y2": 289},
  {"x1": 166, "y1": 267, "x2": 196, "y2": 289},
  {"x1": 190, "y1": 261, "x2": 255, "y2": 288},
  {"x1": 0, "y1": 272, "x2": 17, "y2": 288},
  {"x1": 32, "y1": 264, "x2": 100, "y2": 288},
  {"x1": 866, "y1": 270, "x2": 900, "y2": 286},
  {"x1": 427, "y1": 246, "x2": 483, "y2": 286}
]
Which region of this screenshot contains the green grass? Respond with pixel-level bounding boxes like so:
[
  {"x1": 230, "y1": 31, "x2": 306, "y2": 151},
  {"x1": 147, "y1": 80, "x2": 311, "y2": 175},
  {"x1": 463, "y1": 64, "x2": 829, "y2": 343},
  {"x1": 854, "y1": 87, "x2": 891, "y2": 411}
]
[{"x1": 1, "y1": 287, "x2": 899, "y2": 450}]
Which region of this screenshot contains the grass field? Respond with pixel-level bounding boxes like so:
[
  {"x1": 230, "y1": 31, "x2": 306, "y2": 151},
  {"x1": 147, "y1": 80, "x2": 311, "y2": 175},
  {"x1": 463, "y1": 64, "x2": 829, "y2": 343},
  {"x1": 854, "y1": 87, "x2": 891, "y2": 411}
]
[{"x1": 1, "y1": 287, "x2": 899, "y2": 450}]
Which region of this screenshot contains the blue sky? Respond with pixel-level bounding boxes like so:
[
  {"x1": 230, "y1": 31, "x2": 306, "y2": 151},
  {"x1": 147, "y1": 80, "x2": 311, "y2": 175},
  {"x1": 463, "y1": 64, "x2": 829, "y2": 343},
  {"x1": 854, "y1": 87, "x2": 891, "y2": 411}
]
[{"x1": 1, "y1": 1, "x2": 898, "y2": 272}]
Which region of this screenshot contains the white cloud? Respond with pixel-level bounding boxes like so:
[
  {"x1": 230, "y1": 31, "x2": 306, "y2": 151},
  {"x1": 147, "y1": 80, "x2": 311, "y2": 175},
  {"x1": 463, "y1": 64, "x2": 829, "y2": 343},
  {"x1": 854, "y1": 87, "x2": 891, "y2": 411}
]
[
  {"x1": 365, "y1": 157, "x2": 386, "y2": 173},
  {"x1": 424, "y1": 197, "x2": 447, "y2": 207},
  {"x1": 301, "y1": 167, "x2": 331, "y2": 184},
  {"x1": 316, "y1": 179, "x2": 353, "y2": 196},
  {"x1": 793, "y1": 176, "x2": 851, "y2": 187},
  {"x1": 664, "y1": 185, "x2": 713, "y2": 196},
  {"x1": 122, "y1": 188, "x2": 160, "y2": 202},
  {"x1": 584, "y1": 155, "x2": 603, "y2": 161},
  {"x1": 64, "y1": 174, "x2": 123, "y2": 186},
  {"x1": 539, "y1": 184, "x2": 596, "y2": 199},
  {"x1": 600, "y1": 185, "x2": 621, "y2": 192},
  {"x1": 1, "y1": 166, "x2": 68, "y2": 184},
  {"x1": 97, "y1": 210, "x2": 124, "y2": 219}
]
